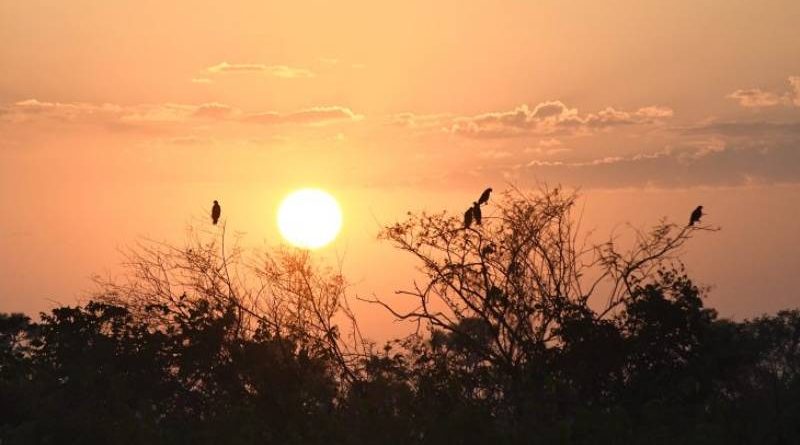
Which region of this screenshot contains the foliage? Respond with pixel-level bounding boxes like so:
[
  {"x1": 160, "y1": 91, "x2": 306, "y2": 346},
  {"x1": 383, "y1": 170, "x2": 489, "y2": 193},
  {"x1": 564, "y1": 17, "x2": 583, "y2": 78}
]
[{"x1": 2, "y1": 188, "x2": 798, "y2": 444}]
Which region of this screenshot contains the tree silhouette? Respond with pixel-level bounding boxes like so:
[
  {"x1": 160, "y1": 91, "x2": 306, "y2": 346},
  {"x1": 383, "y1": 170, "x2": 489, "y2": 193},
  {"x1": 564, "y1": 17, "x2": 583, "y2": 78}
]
[
  {"x1": 1, "y1": 187, "x2": 798, "y2": 444},
  {"x1": 374, "y1": 187, "x2": 706, "y2": 375},
  {"x1": 92, "y1": 226, "x2": 364, "y2": 383}
]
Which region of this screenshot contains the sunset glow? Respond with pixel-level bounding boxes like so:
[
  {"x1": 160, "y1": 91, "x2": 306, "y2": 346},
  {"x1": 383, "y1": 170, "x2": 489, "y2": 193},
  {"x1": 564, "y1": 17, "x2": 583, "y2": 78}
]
[
  {"x1": 1, "y1": 0, "x2": 799, "y2": 351},
  {"x1": 3, "y1": 1, "x2": 800, "y2": 440}
]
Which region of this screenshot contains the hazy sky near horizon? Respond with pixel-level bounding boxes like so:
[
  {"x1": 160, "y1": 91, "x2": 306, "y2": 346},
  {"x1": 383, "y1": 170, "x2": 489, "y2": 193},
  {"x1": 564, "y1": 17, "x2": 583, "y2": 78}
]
[{"x1": 1, "y1": 1, "x2": 799, "y2": 338}]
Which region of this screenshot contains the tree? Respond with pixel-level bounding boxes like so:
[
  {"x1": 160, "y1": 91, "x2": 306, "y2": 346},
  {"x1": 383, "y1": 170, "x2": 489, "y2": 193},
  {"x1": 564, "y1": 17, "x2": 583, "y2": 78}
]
[
  {"x1": 376, "y1": 187, "x2": 712, "y2": 374},
  {"x1": 9, "y1": 186, "x2": 800, "y2": 444},
  {"x1": 92, "y1": 225, "x2": 365, "y2": 383},
  {"x1": 372, "y1": 186, "x2": 721, "y2": 435}
]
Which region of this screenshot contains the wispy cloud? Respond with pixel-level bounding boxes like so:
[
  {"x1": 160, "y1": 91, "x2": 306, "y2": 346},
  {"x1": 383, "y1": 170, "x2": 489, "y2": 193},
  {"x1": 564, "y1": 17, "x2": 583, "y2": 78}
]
[
  {"x1": 389, "y1": 112, "x2": 453, "y2": 130},
  {"x1": 447, "y1": 101, "x2": 673, "y2": 138},
  {"x1": 385, "y1": 102, "x2": 799, "y2": 188},
  {"x1": 727, "y1": 75, "x2": 800, "y2": 108},
  {"x1": 389, "y1": 102, "x2": 672, "y2": 138},
  {"x1": 524, "y1": 138, "x2": 571, "y2": 156},
  {"x1": 192, "y1": 103, "x2": 237, "y2": 119},
  {"x1": 682, "y1": 120, "x2": 800, "y2": 138},
  {"x1": 0, "y1": 99, "x2": 196, "y2": 124},
  {"x1": 466, "y1": 114, "x2": 800, "y2": 188},
  {"x1": 206, "y1": 62, "x2": 315, "y2": 79},
  {"x1": 244, "y1": 106, "x2": 363, "y2": 125},
  {"x1": 0, "y1": 99, "x2": 361, "y2": 128},
  {"x1": 727, "y1": 89, "x2": 782, "y2": 108}
]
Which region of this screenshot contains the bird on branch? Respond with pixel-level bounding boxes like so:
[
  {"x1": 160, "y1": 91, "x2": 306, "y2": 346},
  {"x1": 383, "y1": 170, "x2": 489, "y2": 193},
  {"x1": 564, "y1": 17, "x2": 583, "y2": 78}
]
[
  {"x1": 689, "y1": 205, "x2": 703, "y2": 226},
  {"x1": 464, "y1": 206, "x2": 474, "y2": 229},
  {"x1": 211, "y1": 200, "x2": 221, "y2": 225},
  {"x1": 478, "y1": 187, "x2": 492, "y2": 206}
]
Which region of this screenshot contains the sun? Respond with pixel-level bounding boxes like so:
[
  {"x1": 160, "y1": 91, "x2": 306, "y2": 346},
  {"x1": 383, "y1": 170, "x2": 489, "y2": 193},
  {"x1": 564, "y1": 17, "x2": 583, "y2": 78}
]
[{"x1": 277, "y1": 188, "x2": 343, "y2": 249}]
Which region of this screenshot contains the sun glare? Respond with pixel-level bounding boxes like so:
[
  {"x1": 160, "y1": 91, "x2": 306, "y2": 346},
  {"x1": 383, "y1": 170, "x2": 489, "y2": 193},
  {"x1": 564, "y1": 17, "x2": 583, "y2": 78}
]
[{"x1": 277, "y1": 189, "x2": 343, "y2": 249}]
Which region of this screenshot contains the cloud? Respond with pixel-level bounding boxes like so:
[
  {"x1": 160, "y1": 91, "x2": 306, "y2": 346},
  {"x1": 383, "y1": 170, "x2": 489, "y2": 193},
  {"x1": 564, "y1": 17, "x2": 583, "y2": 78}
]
[
  {"x1": 389, "y1": 112, "x2": 453, "y2": 130},
  {"x1": 244, "y1": 106, "x2": 363, "y2": 125},
  {"x1": 411, "y1": 107, "x2": 799, "y2": 189},
  {"x1": 526, "y1": 154, "x2": 635, "y2": 168},
  {"x1": 727, "y1": 89, "x2": 783, "y2": 108},
  {"x1": 524, "y1": 138, "x2": 571, "y2": 156},
  {"x1": 789, "y1": 76, "x2": 800, "y2": 106},
  {"x1": 462, "y1": 114, "x2": 800, "y2": 188},
  {"x1": 682, "y1": 120, "x2": 800, "y2": 138},
  {"x1": 727, "y1": 75, "x2": 800, "y2": 108},
  {"x1": 447, "y1": 101, "x2": 673, "y2": 138},
  {"x1": 0, "y1": 99, "x2": 197, "y2": 124},
  {"x1": 501, "y1": 112, "x2": 800, "y2": 188},
  {"x1": 636, "y1": 106, "x2": 674, "y2": 117},
  {"x1": 0, "y1": 99, "x2": 362, "y2": 129},
  {"x1": 388, "y1": 103, "x2": 672, "y2": 139},
  {"x1": 206, "y1": 62, "x2": 315, "y2": 79},
  {"x1": 192, "y1": 103, "x2": 237, "y2": 119},
  {"x1": 686, "y1": 137, "x2": 727, "y2": 159},
  {"x1": 508, "y1": 139, "x2": 800, "y2": 188}
]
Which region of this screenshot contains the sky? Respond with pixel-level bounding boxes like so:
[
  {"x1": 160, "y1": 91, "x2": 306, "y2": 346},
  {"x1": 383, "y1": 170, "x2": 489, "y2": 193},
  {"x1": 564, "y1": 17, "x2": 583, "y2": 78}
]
[{"x1": 1, "y1": 0, "x2": 799, "y2": 340}]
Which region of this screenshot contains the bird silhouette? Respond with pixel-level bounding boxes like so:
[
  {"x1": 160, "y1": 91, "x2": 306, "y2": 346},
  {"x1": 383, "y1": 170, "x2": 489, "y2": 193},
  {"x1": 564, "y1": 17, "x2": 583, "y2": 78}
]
[
  {"x1": 689, "y1": 205, "x2": 703, "y2": 226},
  {"x1": 464, "y1": 206, "x2": 474, "y2": 229},
  {"x1": 478, "y1": 187, "x2": 492, "y2": 206},
  {"x1": 472, "y1": 202, "x2": 482, "y2": 225},
  {"x1": 481, "y1": 243, "x2": 496, "y2": 256},
  {"x1": 211, "y1": 200, "x2": 221, "y2": 225}
]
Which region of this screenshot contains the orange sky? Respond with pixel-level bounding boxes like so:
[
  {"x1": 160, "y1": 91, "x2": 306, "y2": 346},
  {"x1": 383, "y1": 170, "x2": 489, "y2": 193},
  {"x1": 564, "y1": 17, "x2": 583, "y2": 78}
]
[{"x1": 1, "y1": 0, "x2": 799, "y2": 340}]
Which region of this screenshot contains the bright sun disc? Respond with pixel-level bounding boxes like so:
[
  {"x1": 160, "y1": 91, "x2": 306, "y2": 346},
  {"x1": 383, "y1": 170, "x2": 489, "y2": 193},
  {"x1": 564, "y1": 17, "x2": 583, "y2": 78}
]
[{"x1": 277, "y1": 189, "x2": 342, "y2": 249}]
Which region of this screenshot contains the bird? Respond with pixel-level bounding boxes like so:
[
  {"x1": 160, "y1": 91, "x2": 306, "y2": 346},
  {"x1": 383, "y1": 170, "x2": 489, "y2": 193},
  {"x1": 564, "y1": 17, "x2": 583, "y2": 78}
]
[
  {"x1": 211, "y1": 200, "x2": 221, "y2": 225},
  {"x1": 481, "y1": 243, "x2": 496, "y2": 256},
  {"x1": 477, "y1": 187, "x2": 492, "y2": 206},
  {"x1": 472, "y1": 202, "x2": 482, "y2": 225},
  {"x1": 464, "y1": 206, "x2": 474, "y2": 228},
  {"x1": 689, "y1": 205, "x2": 703, "y2": 226}
]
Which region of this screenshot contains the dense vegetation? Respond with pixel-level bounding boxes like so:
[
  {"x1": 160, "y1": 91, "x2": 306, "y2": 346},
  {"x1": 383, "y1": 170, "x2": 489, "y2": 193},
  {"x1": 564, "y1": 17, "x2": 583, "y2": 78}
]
[{"x1": 2, "y1": 189, "x2": 799, "y2": 444}]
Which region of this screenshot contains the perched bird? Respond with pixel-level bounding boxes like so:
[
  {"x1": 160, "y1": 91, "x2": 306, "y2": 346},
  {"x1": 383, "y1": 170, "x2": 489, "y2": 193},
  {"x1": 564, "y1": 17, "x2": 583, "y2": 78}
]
[
  {"x1": 463, "y1": 206, "x2": 474, "y2": 228},
  {"x1": 481, "y1": 243, "x2": 496, "y2": 256},
  {"x1": 689, "y1": 205, "x2": 703, "y2": 226},
  {"x1": 211, "y1": 200, "x2": 221, "y2": 225},
  {"x1": 478, "y1": 187, "x2": 493, "y2": 206},
  {"x1": 472, "y1": 202, "x2": 482, "y2": 225}
]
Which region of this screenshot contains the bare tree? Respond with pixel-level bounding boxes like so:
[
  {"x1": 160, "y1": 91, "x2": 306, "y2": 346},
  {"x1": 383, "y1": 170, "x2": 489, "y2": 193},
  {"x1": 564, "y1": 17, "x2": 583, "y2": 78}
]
[
  {"x1": 93, "y1": 224, "x2": 365, "y2": 382},
  {"x1": 370, "y1": 186, "x2": 718, "y2": 373}
]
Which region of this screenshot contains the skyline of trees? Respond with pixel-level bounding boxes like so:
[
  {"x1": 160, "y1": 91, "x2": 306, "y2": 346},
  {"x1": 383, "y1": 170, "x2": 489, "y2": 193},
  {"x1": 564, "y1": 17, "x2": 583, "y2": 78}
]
[{"x1": 2, "y1": 187, "x2": 797, "y2": 444}]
